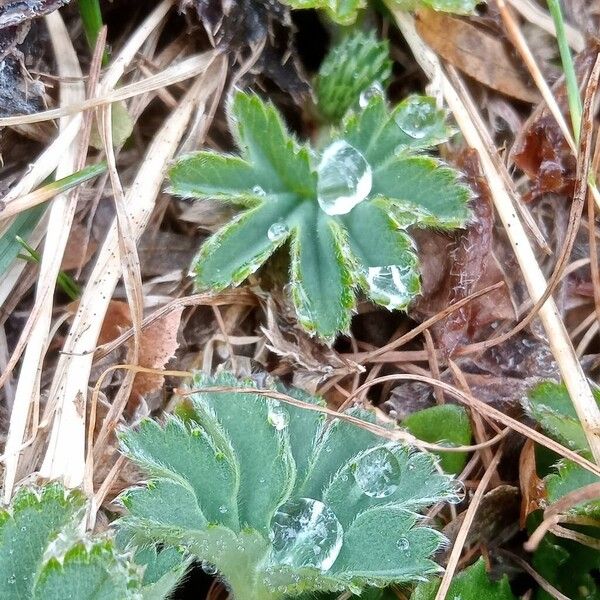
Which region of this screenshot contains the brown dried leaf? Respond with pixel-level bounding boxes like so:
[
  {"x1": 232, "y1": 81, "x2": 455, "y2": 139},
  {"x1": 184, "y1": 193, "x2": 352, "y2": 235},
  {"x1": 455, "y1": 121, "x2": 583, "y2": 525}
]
[
  {"x1": 131, "y1": 307, "x2": 183, "y2": 398},
  {"x1": 411, "y1": 150, "x2": 515, "y2": 353},
  {"x1": 441, "y1": 485, "x2": 520, "y2": 561},
  {"x1": 415, "y1": 9, "x2": 539, "y2": 103},
  {"x1": 519, "y1": 439, "x2": 547, "y2": 526},
  {"x1": 511, "y1": 44, "x2": 600, "y2": 201}
]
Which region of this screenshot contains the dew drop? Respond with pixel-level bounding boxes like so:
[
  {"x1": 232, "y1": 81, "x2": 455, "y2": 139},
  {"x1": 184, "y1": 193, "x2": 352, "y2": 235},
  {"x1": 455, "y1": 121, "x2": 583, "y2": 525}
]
[
  {"x1": 267, "y1": 221, "x2": 289, "y2": 242},
  {"x1": 201, "y1": 561, "x2": 218, "y2": 575},
  {"x1": 354, "y1": 447, "x2": 400, "y2": 498},
  {"x1": 218, "y1": 505, "x2": 228, "y2": 514},
  {"x1": 268, "y1": 404, "x2": 289, "y2": 431},
  {"x1": 317, "y1": 140, "x2": 372, "y2": 216},
  {"x1": 7, "y1": 575, "x2": 16, "y2": 584},
  {"x1": 396, "y1": 96, "x2": 439, "y2": 140},
  {"x1": 270, "y1": 498, "x2": 343, "y2": 570},
  {"x1": 396, "y1": 537, "x2": 410, "y2": 551},
  {"x1": 366, "y1": 265, "x2": 415, "y2": 309},
  {"x1": 252, "y1": 185, "x2": 266, "y2": 197},
  {"x1": 359, "y1": 82, "x2": 384, "y2": 108}
]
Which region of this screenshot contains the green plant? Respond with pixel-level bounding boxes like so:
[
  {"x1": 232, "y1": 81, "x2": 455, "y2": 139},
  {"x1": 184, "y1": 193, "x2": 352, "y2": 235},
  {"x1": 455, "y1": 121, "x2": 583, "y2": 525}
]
[
  {"x1": 526, "y1": 381, "x2": 600, "y2": 515},
  {"x1": 403, "y1": 404, "x2": 472, "y2": 474},
  {"x1": 412, "y1": 558, "x2": 516, "y2": 600},
  {"x1": 169, "y1": 88, "x2": 470, "y2": 339},
  {"x1": 0, "y1": 484, "x2": 139, "y2": 599},
  {"x1": 117, "y1": 372, "x2": 458, "y2": 600},
  {"x1": 277, "y1": 0, "x2": 478, "y2": 25},
  {"x1": 315, "y1": 32, "x2": 392, "y2": 124},
  {"x1": 0, "y1": 483, "x2": 187, "y2": 600}
]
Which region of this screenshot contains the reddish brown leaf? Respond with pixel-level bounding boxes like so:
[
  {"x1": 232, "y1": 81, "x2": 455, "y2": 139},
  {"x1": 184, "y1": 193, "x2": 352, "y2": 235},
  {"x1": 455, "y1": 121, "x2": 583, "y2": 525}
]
[{"x1": 519, "y1": 439, "x2": 547, "y2": 526}]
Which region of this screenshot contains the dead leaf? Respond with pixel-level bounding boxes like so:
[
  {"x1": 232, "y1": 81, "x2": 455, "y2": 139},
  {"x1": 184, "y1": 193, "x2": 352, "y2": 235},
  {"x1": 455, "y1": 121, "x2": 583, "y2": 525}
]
[
  {"x1": 61, "y1": 223, "x2": 98, "y2": 271},
  {"x1": 519, "y1": 439, "x2": 547, "y2": 526},
  {"x1": 416, "y1": 9, "x2": 539, "y2": 103},
  {"x1": 411, "y1": 150, "x2": 516, "y2": 353},
  {"x1": 511, "y1": 44, "x2": 600, "y2": 201},
  {"x1": 131, "y1": 307, "x2": 184, "y2": 398},
  {"x1": 97, "y1": 300, "x2": 131, "y2": 346}
]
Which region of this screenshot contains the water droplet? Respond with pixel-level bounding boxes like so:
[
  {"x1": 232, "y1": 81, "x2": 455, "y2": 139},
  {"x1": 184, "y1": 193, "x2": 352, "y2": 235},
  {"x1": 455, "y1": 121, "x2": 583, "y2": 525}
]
[
  {"x1": 448, "y1": 480, "x2": 466, "y2": 505},
  {"x1": 317, "y1": 140, "x2": 372, "y2": 216},
  {"x1": 268, "y1": 404, "x2": 289, "y2": 430},
  {"x1": 396, "y1": 96, "x2": 439, "y2": 140},
  {"x1": 252, "y1": 185, "x2": 266, "y2": 197},
  {"x1": 267, "y1": 221, "x2": 289, "y2": 242},
  {"x1": 366, "y1": 265, "x2": 416, "y2": 309},
  {"x1": 7, "y1": 575, "x2": 15, "y2": 584},
  {"x1": 396, "y1": 537, "x2": 410, "y2": 551},
  {"x1": 354, "y1": 447, "x2": 400, "y2": 498},
  {"x1": 270, "y1": 498, "x2": 343, "y2": 570},
  {"x1": 218, "y1": 505, "x2": 228, "y2": 514},
  {"x1": 359, "y1": 82, "x2": 384, "y2": 108},
  {"x1": 201, "y1": 561, "x2": 218, "y2": 575}
]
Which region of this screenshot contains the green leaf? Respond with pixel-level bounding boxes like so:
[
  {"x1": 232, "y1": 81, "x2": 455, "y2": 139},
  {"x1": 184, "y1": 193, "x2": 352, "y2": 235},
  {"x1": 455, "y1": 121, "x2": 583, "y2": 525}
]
[
  {"x1": 0, "y1": 206, "x2": 46, "y2": 276},
  {"x1": 530, "y1": 511, "x2": 600, "y2": 600},
  {"x1": 315, "y1": 31, "x2": 392, "y2": 123},
  {"x1": 526, "y1": 382, "x2": 600, "y2": 519},
  {"x1": 169, "y1": 90, "x2": 470, "y2": 340},
  {"x1": 279, "y1": 0, "x2": 477, "y2": 24},
  {"x1": 118, "y1": 373, "x2": 456, "y2": 600},
  {"x1": 412, "y1": 558, "x2": 517, "y2": 600},
  {"x1": 545, "y1": 460, "x2": 600, "y2": 519},
  {"x1": 526, "y1": 381, "x2": 600, "y2": 452},
  {"x1": 0, "y1": 484, "x2": 141, "y2": 600},
  {"x1": 403, "y1": 404, "x2": 472, "y2": 474}
]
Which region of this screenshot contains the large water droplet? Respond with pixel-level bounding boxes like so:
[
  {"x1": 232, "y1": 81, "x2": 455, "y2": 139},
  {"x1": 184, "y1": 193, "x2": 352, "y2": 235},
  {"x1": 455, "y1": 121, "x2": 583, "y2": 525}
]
[
  {"x1": 353, "y1": 447, "x2": 401, "y2": 498},
  {"x1": 317, "y1": 140, "x2": 372, "y2": 216},
  {"x1": 366, "y1": 265, "x2": 416, "y2": 309},
  {"x1": 267, "y1": 221, "x2": 289, "y2": 242},
  {"x1": 359, "y1": 82, "x2": 384, "y2": 108},
  {"x1": 396, "y1": 97, "x2": 439, "y2": 140},
  {"x1": 270, "y1": 498, "x2": 343, "y2": 570},
  {"x1": 253, "y1": 185, "x2": 266, "y2": 197}
]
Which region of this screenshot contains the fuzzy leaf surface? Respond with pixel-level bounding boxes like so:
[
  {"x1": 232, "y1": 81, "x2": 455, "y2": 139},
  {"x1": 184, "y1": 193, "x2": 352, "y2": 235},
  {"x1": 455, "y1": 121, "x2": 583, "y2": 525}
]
[
  {"x1": 0, "y1": 484, "x2": 140, "y2": 600},
  {"x1": 315, "y1": 31, "x2": 392, "y2": 123},
  {"x1": 169, "y1": 91, "x2": 469, "y2": 340},
  {"x1": 412, "y1": 558, "x2": 517, "y2": 600},
  {"x1": 118, "y1": 372, "x2": 455, "y2": 600}
]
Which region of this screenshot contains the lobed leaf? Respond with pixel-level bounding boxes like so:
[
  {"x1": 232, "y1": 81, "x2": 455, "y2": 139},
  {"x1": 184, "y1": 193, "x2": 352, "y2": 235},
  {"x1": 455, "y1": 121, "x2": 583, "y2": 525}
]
[
  {"x1": 118, "y1": 373, "x2": 456, "y2": 600},
  {"x1": 0, "y1": 484, "x2": 140, "y2": 600},
  {"x1": 169, "y1": 88, "x2": 470, "y2": 340}
]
